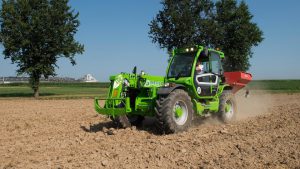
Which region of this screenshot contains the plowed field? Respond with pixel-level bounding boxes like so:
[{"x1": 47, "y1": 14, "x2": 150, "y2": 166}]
[{"x1": 0, "y1": 92, "x2": 299, "y2": 168}]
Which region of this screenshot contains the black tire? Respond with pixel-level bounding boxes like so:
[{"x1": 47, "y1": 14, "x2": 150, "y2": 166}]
[
  {"x1": 112, "y1": 115, "x2": 144, "y2": 128},
  {"x1": 127, "y1": 115, "x2": 145, "y2": 126},
  {"x1": 155, "y1": 89, "x2": 193, "y2": 134},
  {"x1": 113, "y1": 115, "x2": 131, "y2": 128},
  {"x1": 111, "y1": 102, "x2": 132, "y2": 128},
  {"x1": 218, "y1": 90, "x2": 237, "y2": 123}
]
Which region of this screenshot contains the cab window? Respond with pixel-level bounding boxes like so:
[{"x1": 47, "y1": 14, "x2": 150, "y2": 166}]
[{"x1": 209, "y1": 52, "x2": 222, "y2": 74}]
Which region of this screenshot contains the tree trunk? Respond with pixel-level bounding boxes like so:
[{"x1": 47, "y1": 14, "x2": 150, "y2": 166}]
[
  {"x1": 34, "y1": 86, "x2": 39, "y2": 99},
  {"x1": 30, "y1": 73, "x2": 40, "y2": 99}
]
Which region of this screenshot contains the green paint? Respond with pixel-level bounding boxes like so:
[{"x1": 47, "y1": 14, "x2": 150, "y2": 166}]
[
  {"x1": 225, "y1": 103, "x2": 230, "y2": 112},
  {"x1": 175, "y1": 106, "x2": 183, "y2": 118},
  {"x1": 94, "y1": 45, "x2": 242, "y2": 119},
  {"x1": 192, "y1": 99, "x2": 205, "y2": 115}
]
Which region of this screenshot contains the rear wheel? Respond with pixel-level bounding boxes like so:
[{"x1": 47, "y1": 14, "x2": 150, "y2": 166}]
[
  {"x1": 218, "y1": 90, "x2": 237, "y2": 123},
  {"x1": 155, "y1": 89, "x2": 193, "y2": 134}
]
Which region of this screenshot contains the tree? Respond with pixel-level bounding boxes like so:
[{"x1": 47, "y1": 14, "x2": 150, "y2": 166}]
[
  {"x1": 213, "y1": 0, "x2": 263, "y2": 71},
  {"x1": 0, "y1": 0, "x2": 84, "y2": 98},
  {"x1": 149, "y1": 0, "x2": 263, "y2": 71},
  {"x1": 149, "y1": 0, "x2": 214, "y2": 52}
]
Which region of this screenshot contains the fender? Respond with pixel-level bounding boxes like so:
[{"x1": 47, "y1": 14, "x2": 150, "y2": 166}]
[{"x1": 157, "y1": 84, "x2": 186, "y2": 96}]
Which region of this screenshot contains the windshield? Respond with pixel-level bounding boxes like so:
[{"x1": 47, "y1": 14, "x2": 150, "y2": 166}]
[{"x1": 167, "y1": 52, "x2": 196, "y2": 78}]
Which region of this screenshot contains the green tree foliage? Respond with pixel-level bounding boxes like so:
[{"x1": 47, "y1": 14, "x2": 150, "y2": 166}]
[
  {"x1": 149, "y1": 0, "x2": 263, "y2": 71},
  {"x1": 149, "y1": 0, "x2": 214, "y2": 52},
  {"x1": 0, "y1": 0, "x2": 84, "y2": 98},
  {"x1": 213, "y1": 0, "x2": 263, "y2": 71}
]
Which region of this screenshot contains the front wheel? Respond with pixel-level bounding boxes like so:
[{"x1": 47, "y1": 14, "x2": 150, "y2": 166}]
[
  {"x1": 113, "y1": 115, "x2": 131, "y2": 128},
  {"x1": 112, "y1": 115, "x2": 144, "y2": 128},
  {"x1": 155, "y1": 89, "x2": 193, "y2": 134},
  {"x1": 218, "y1": 90, "x2": 237, "y2": 123}
]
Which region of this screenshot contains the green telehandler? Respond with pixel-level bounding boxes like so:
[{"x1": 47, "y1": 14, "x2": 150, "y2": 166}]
[{"x1": 94, "y1": 45, "x2": 252, "y2": 134}]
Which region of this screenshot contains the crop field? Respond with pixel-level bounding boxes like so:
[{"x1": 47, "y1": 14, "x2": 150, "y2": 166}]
[
  {"x1": 248, "y1": 80, "x2": 300, "y2": 92},
  {"x1": 0, "y1": 80, "x2": 300, "y2": 99},
  {"x1": 0, "y1": 82, "x2": 110, "y2": 99}
]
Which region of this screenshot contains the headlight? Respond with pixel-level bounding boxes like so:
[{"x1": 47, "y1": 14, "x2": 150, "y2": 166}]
[{"x1": 164, "y1": 83, "x2": 170, "y2": 87}]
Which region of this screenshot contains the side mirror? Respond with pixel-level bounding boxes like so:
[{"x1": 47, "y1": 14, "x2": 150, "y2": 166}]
[
  {"x1": 204, "y1": 48, "x2": 209, "y2": 57},
  {"x1": 132, "y1": 66, "x2": 137, "y2": 74},
  {"x1": 200, "y1": 48, "x2": 209, "y2": 57}
]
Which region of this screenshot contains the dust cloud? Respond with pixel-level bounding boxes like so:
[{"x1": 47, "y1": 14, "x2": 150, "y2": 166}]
[
  {"x1": 235, "y1": 89, "x2": 276, "y2": 120},
  {"x1": 192, "y1": 89, "x2": 277, "y2": 126}
]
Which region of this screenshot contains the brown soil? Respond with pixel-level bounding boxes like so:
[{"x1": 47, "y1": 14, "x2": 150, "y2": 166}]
[{"x1": 0, "y1": 92, "x2": 299, "y2": 169}]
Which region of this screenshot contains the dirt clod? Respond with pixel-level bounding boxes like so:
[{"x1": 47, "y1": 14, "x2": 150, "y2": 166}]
[
  {"x1": 101, "y1": 160, "x2": 108, "y2": 166},
  {"x1": 106, "y1": 128, "x2": 117, "y2": 135}
]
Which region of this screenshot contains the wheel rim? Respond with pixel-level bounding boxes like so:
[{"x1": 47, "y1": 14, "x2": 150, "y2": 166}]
[
  {"x1": 225, "y1": 100, "x2": 234, "y2": 119},
  {"x1": 172, "y1": 100, "x2": 188, "y2": 125}
]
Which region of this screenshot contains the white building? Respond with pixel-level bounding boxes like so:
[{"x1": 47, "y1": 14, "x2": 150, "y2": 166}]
[{"x1": 80, "y1": 74, "x2": 98, "y2": 82}]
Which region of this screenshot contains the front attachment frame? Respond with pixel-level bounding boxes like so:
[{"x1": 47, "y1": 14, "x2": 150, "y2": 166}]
[{"x1": 94, "y1": 97, "x2": 132, "y2": 117}]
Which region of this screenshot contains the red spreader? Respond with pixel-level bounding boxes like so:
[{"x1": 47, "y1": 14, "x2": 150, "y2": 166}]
[{"x1": 224, "y1": 72, "x2": 252, "y2": 93}]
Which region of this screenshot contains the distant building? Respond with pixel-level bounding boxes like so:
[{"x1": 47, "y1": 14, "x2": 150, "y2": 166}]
[
  {"x1": 0, "y1": 75, "x2": 99, "y2": 83},
  {"x1": 0, "y1": 76, "x2": 29, "y2": 83},
  {"x1": 0, "y1": 76, "x2": 78, "y2": 83},
  {"x1": 1, "y1": 77, "x2": 11, "y2": 84},
  {"x1": 79, "y1": 74, "x2": 98, "y2": 82}
]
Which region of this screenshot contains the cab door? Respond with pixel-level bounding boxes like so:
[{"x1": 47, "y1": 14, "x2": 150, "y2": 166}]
[{"x1": 195, "y1": 51, "x2": 222, "y2": 97}]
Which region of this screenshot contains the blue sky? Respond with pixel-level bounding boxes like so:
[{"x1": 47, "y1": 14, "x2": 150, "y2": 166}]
[{"x1": 0, "y1": 0, "x2": 299, "y2": 81}]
